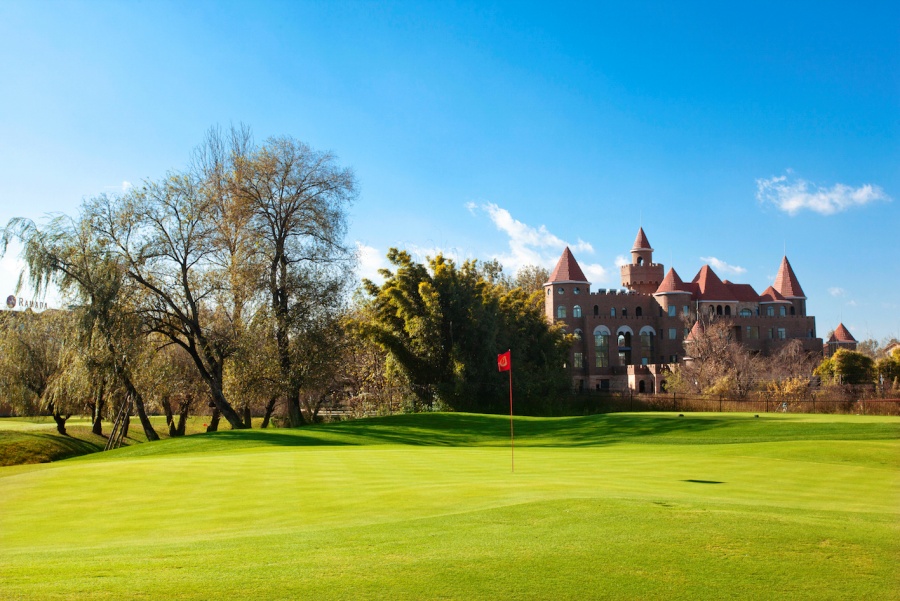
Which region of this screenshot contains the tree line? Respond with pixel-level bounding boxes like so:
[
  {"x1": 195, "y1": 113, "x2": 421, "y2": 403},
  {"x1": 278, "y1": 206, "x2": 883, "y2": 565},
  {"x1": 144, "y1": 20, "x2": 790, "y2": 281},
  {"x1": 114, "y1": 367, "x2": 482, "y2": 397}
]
[{"x1": 0, "y1": 128, "x2": 570, "y2": 437}]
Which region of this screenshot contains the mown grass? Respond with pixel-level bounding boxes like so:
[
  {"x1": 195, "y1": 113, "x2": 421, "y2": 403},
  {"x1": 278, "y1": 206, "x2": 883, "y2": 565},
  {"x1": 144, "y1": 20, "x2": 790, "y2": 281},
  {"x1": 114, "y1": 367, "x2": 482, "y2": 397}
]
[{"x1": 1, "y1": 412, "x2": 897, "y2": 600}]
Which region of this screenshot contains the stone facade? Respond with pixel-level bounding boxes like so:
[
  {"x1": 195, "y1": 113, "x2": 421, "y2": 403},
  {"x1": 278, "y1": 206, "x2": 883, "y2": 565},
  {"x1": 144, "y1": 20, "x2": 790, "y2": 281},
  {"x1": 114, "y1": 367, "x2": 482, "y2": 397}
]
[{"x1": 544, "y1": 228, "x2": 822, "y2": 393}]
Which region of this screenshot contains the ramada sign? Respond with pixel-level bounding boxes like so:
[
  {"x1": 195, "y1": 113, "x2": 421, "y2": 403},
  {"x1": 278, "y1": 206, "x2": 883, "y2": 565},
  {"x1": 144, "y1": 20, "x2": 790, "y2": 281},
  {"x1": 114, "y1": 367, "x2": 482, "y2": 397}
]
[{"x1": 5, "y1": 295, "x2": 49, "y2": 311}]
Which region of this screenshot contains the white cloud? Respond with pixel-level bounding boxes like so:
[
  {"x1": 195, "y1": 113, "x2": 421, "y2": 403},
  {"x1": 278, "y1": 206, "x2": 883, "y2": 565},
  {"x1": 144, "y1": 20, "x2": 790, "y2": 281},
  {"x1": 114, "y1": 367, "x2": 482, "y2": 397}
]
[
  {"x1": 828, "y1": 287, "x2": 846, "y2": 297},
  {"x1": 355, "y1": 242, "x2": 387, "y2": 283},
  {"x1": 121, "y1": 181, "x2": 133, "y2": 191},
  {"x1": 468, "y1": 202, "x2": 612, "y2": 283},
  {"x1": 756, "y1": 171, "x2": 890, "y2": 216},
  {"x1": 614, "y1": 255, "x2": 629, "y2": 268},
  {"x1": 700, "y1": 256, "x2": 746, "y2": 275}
]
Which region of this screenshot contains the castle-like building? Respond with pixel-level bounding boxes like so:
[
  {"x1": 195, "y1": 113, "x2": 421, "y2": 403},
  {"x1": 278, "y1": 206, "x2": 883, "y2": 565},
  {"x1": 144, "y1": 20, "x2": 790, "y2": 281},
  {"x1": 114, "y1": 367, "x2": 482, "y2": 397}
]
[{"x1": 544, "y1": 228, "x2": 823, "y2": 393}]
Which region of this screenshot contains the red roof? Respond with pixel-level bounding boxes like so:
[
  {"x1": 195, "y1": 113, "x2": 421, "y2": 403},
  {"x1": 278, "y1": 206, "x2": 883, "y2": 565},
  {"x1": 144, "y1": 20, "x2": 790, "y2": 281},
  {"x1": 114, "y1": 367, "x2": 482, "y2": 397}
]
[
  {"x1": 758, "y1": 286, "x2": 790, "y2": 303},
  {"x1": 632, "y1": 227, "x2": 652, "y2": 250},
  {"x1": 547, "y1": 247, "x2": 589, "y2": 283},
  {"x1": 655, "y1": 268, "x2": 691, "y2": 294},
  {"x1": 726, "y1": 282, "x2": 760, "y2": 303},
  {"x1": 691, "y1": 265, "x2": 737, "y2": 301},
  {"x1": 774, "y1": 256, "x2": 806, "y2": 298},
  {"x1": 685, "y1": 320, "x2": 704, "y2": 342},
  {"x1": 829, "y1": 323, "x2": 856, "y2": 343}
]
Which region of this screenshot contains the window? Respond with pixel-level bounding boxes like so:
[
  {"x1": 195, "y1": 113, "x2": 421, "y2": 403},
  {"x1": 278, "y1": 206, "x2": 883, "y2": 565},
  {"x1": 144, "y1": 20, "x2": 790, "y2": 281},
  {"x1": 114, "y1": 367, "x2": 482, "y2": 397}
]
[
  {"x1": 668, "y1": 305, "x2": 676, "y2": 317},
  {"x1": 779, "y1": 306, "x2": 786, "y2": 316},
  {"x1": 766, "y1": 306, "x2": 775, "y2": 317},
  {"x1": 593, "y1": 305, "x2": 599, "y2": 317},
  {"x1": 594, "y1": 333, "x2": 609, "y2": 367},
  {"x1": 574, "y1": 352, "x2": 583, "y2": 368},
  {"x1": 557, "y1": 306, "x2": 566, "y2": 319},
  {"x1": 622, "y1": 308, "x2": 628, "y2": 317},
  {"x1": 640, "y1": 329, "x2": 654, "y2": 364},
  {"x1": 669, "y1": 355, "x2": 678, "y2": 363},
  {"x1": 574, "y1": 329, "x2": 583, "y2": 340},
  {"x1": 684, "y1": 328, "x2": 690, "y2": 337},
  {"x1": 683, "y1": 305, "x2": 690, "y2": 315},
  {"x1": 777, "y1": 328, "x2": 786, "y2": 340},
  {"x1": 746, "y1": 326, "x2": 759, "y2": 339},
  {"x1": 791, "y1": 306, "x2": 796, "y2": 316},
  {"x1": 740, "y1": 308, "x2": 752, "y2": 317},
  {"x1": 557, "y1": 287, "x2": 565, "y2": 295},
  {"x1": 573, "y1": 305, "x2": 582, "y2": 318},
  {"x1": 668, "y1": 328, "x2": 677, "y2": 340},
  {"x1": 768, "y1": 328, "x2": 774, "y2": 339},
  {"x1": 610, "y1": 307, "x2": 616, "y2": 317},
  {"x1": 635, "y1": 306, "x2": 643, "y2": 317},
  {"x1": 724, "y1": 306, "x2": 731, "y2": 316}
]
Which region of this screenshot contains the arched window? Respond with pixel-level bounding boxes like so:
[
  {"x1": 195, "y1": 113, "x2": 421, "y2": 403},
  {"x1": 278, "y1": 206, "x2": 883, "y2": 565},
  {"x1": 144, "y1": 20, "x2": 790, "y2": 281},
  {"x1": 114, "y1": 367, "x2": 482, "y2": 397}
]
[
  {"x1": 616, "y1": 327, "x2": 633, "y2": 365},
  {"x1": 637, "y1": 257, "x2": 644, "y2": 266},
  {"x1": 610, "y1": 307, "x2": 616, "y2": 317},
  {"x1": 594, "y1": 326, "x2": 611, "y2": 368},
  {"x1": 716, "y1": 305, "x2": 723, "y2": 316},
  {"x1": 779, "y1": 306, "x2": 786, "y2": 317},
  {"x1": 557, "y1": 305, "x2": 566, "y2": 319},
  {"x1": 639, "y1": 380, "x2": 646, "y2": 393},
  {"x1": 790, "y1": 306, "x2": 796, "y2": 316},
  {"x1": 659, "y1": 380, "x2": 667, "y2": 393},
  {"x1": 573, "y1": 305, "x2": 582, "y2": 318},
  {"x1": 574, "y1": 328, "x2": 583, "y2": 340},
  {"x1": 622, "y1": 308, "x2": 628, "y2": 317},
  {"x1": 740, "y1": 308, "x2": 752, "y2": 317},
  {"x1": 593, "y1": 305, "x2": 599, "y2": 317},
  {"x1": 708, "y1": 305, "x2": 715, "y2": 315},
  {"x1": 635, "y1": 306, "x2": 643, "y2": 317},
  {"x1": 766, "y1": 306, "x2": 775, "y2": 317},
  {"x1": 724, "y1": 306, "x2": 731, "y2": 316},
  {"x1": 639, "y1": 326, "x2": 655, "y2": 366}
]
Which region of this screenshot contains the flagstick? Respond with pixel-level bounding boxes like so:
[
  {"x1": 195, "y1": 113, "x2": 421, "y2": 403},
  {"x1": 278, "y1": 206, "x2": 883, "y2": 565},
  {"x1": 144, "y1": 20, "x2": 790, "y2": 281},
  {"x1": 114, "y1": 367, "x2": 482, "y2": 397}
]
[{"x1": 508, "y1": 349, "x2": 514, "y2": 473}]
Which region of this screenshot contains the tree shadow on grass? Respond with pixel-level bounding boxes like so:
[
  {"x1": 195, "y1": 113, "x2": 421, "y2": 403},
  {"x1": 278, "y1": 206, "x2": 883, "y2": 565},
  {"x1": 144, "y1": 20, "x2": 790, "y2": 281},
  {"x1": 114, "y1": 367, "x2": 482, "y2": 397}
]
[{"x1": 203, "y1": 412, "x2": 743, "y2": 450}]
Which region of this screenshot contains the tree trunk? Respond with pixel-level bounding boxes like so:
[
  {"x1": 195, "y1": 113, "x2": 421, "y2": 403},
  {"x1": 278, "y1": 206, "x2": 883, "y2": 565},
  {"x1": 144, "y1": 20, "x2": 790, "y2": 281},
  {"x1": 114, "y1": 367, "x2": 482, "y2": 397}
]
[
  {"x1": 122, "y1": 413, "x2": 131, "y2": 438},
  {"x1": 207, "y1": 407, "x2": 220, "y2": 432},
  {"x1": 161, "y1": 397, "x2": 174, "y2": 426},
  {"x1": 287, "y1": 396, "x2": 304, "y2": 428},
  {"x1": 169, "y1": 420, "x2": 178, "y2": 437},
  {"x1": 242, "y1": 405, "x2": 252, "y2": 428},
  {"x1": 260, "y1": 396, "x2": 277, "y2": 428},
  {"x1": 52, "y1": 409, "x2": 69, "y2": 436},
  {"x1": 131, "y1": 392, "x2": 160, "y2": 442},
  {"x1": 176, "y1": 404, "x2": 189, "y2": 436},
  {"x1": 92, "y1": 385, "x2": 105, "y2": 436}
]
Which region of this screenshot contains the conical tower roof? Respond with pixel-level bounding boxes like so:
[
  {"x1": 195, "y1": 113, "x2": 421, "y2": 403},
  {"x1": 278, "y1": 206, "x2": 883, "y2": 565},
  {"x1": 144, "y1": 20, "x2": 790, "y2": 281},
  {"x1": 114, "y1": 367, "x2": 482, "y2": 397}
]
[
  {"x1": 828, "y1": 323, "x2": 856, "y2": 343},
  {"x1": 632, "y1": 227, "x2": 652, "y2": 250},
  {"x1": 692, "y1": 265, "x2": 737, "y2": 301},
  {"x1": 547, "y1": 247, "x2": 589, "y2": 284},
  {"x1": 774, "y1": 256, "x2": 806, "y2": 298},
  {"x1": 655, "y1": 268, "x2": 690, "y2": 294}
]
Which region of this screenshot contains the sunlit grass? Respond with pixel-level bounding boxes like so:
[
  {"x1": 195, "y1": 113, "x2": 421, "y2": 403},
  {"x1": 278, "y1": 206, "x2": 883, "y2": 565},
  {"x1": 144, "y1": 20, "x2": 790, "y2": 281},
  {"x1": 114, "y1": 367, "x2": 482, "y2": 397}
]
[{"x1": 1, "y1": 412, "x2": 897, "y2": 600}]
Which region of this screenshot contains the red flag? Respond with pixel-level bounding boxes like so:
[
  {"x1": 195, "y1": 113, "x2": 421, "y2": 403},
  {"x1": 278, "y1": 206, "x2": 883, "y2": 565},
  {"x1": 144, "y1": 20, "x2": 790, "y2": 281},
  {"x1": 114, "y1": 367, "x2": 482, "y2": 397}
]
[{"x1": 497, "y1": 350, "x2": 511, "y2": 372}]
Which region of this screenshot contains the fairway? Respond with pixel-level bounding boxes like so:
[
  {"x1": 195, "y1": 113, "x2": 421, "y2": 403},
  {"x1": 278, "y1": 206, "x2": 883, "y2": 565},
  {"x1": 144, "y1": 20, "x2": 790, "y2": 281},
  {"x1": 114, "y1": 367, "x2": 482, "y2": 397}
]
[{"x1": 1, "y1": 413, "x2": 898, "y2": 600}]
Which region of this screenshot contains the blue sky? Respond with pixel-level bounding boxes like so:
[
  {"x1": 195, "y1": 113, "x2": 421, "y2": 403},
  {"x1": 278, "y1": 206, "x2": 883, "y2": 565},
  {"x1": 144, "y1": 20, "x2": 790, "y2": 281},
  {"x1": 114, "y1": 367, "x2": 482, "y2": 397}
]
[{"x1": 1, "y1": 1, "x2": 897, "y2": 341}]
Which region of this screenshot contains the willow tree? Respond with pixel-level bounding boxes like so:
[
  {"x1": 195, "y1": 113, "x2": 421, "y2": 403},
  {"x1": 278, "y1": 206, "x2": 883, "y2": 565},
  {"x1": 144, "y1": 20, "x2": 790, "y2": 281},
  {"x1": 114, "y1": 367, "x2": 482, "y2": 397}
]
[
  {"x1": 2, "y1": 212, "x2": 160, "y2": 440},
  {"x1": 0, "y1": 309, "x2": 76, "y2": 434}
]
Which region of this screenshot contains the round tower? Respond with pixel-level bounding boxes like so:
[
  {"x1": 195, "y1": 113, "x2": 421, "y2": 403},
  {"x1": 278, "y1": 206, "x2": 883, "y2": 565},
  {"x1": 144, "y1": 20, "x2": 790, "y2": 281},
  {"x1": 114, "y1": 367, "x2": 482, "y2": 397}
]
[{"x1": 620, "y1": 227, "x2": 664, "y2": 294}]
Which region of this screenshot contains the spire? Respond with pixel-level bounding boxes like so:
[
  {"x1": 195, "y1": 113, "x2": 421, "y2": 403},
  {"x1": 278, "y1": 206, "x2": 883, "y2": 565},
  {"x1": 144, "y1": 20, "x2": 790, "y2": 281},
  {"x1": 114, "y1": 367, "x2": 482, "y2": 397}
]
[
  {"x1": 774, "y1": 256, "x2": 806, "y2": 299},
  {"x1": 632, "y1": 227, "x2": 652, "y2": 251},
  {"x1": 547, "y1": 247, "x2": 589, "y2": 284}
]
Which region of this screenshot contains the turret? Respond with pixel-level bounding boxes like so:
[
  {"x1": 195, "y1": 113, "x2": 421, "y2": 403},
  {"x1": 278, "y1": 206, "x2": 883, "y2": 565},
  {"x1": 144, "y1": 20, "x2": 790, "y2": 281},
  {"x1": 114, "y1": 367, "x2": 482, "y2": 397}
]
[{"x1": 620, "y1": 227, "x2": 664, "y2": 294}]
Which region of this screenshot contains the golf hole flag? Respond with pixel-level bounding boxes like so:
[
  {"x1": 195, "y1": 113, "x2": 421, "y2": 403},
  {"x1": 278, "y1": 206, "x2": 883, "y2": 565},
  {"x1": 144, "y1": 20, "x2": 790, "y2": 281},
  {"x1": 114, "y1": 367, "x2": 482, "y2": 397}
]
[
  {"x1": 498, "y1": 349, "x2": 514, "y2": 472},
  {"x1": 497, "y1": 350, "x2": 511, "y2": 372}
]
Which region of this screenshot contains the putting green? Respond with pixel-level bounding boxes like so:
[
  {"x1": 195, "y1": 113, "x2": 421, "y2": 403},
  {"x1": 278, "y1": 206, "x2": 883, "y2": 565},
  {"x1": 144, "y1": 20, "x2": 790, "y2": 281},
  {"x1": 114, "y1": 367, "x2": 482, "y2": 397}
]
[{"x1": 1, "y1": 412, "x2": 897, "y2": 600}]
